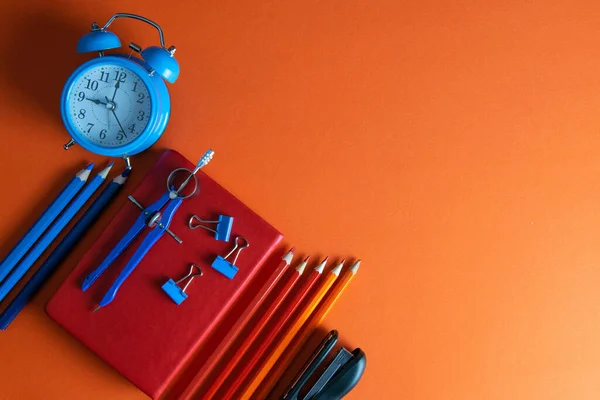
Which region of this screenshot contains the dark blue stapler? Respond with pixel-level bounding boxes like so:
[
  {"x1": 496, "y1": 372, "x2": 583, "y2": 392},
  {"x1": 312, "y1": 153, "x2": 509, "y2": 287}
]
[{"x1": 280, "y1": 330, "x2": 367, "y2": 400}]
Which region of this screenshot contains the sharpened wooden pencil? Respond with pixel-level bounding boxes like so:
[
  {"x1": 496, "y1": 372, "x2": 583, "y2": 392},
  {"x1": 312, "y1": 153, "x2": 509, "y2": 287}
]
[
  {"x1": 192, "y1": 253, "x2": 306, "y2": 399},
  {"x1": 254, "y1": 259, "x2": 360, "y2": 399},
  {"x1": 0, "y1": 163, "x2": 93, "y2": 284},
  {"x1": 181, "y1": 247, "x2": 296, "y2": 399},
  {"x1": 0, "y1": 168, "x2": 129, "y2": 330},
  {"x1": 221, "y1": 257, "x2": 333, "y2": 399},
  {"x1": 0, "y1": 163, "x2": 110, "y2": 303},
  {"x1": 235, "y1": 259, "x2": 343, "y2": 400},
  {"x1": 201, "y1": 255, "x2": 309, "y2": 399}
]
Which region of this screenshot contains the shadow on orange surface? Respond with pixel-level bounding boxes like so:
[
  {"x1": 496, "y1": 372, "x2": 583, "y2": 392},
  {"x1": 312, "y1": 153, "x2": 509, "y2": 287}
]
[{"x1": 0, "y1": 8, "x2": 83, "y2": 129}]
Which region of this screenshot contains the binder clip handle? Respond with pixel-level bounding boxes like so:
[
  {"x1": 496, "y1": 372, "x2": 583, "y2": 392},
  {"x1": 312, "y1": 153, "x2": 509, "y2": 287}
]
[
  {"x1": 210, "y1": 236, "x2": 249, "y2": 280},
  {"x1": 189, "y1": 214, "x2": 234, "y2": 242},
  {"x1": 223, "y1": 236, "x2": 249, "y2": 265},
  {"x1": 162, "y1": 264, "x2": 203, "y2": 305},
  {"x1": 176, "y1": 263, "x2": 203, "y2": 292},
  {"x1": 188, "y1": 215, "x2": 207, "y2": 230}
]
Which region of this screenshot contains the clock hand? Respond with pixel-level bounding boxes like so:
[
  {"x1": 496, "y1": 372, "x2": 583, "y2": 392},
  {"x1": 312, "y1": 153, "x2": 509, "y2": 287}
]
[
  {"x1": 111, "y1": 81, "x2": 120, "y2": 103},
  {"x1": 111, "y1": 110, "x2": 126, "y2": 135},
  {"x1": 105, "y1": 96, "x2": 126, "y2": 135},
  {"x1": 105, "y1": 95, "x2": 125, "y2": 136},
  {"x1": 86, "y1": 98, "x2": 108, "y2": 106}
]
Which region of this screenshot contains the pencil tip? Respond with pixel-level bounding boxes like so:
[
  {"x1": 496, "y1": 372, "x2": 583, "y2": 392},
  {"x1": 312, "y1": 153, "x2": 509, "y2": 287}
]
[
  {"x1": 113, "y1": 168, "x2": 130, "y2": 184},
  {"x1": 98, "y1": 163, "x2": 114, "y2": 179},
  {"x1": 122, "y1": 168, "x2": 131, "y2": 177},
  {"x1": 331, "y1": 263, "x2": 343, "y2": 276},
  {"x1": 282, "y1": 247, "x2": 295, "y2": 264},
  {"x1": 314, "y1": 257, "x2": 328, "y2": 273},
  {"x1": 289, "y1": 246, "x2": 296, "y2": 253},
  {"x1": 77, "y1": 165, "x2": 93, "y2": 181},
  {"x1": 350, "y1": 259, "x2": 361, "y2": 273},
  {"x1": 332, "y1": 259, "x2": 346, "y2": 273},
  {"x1": 296, "y1": 260, "x2": 307, "y2": 274},
  {"x1": 93, "y1": 305, "x2": 101, "y2": 313}
]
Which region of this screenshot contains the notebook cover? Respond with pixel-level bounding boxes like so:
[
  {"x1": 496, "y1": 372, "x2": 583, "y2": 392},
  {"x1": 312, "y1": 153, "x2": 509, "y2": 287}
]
[{"x1": 46, "y1": 149, "x2": 283, "y2": 399}]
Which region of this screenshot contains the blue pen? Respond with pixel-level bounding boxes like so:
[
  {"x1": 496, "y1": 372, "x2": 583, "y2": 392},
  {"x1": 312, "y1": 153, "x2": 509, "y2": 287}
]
[
  {"x1": 0, "y1": 169, "x2": 129, "y2": 330},
  {"x1": 0, "y1": 163, "x2": 93, "y2": 284},
  {"x1": 0, "y1": 163, "x2": 113, "y2": 303}
]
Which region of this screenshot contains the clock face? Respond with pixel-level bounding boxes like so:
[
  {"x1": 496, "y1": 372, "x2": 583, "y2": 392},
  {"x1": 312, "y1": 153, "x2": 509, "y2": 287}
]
[{"x1": 66, "y1": 64, "x2": 152, "y2": 148}]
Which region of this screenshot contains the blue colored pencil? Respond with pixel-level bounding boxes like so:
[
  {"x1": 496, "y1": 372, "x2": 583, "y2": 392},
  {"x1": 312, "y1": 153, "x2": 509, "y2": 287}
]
[
  {"x1": 0, "y1": 164, "x2": 113, "y2": 303},
  {"x1": 0, "y1": 163, "x2": 93, "y2": 284},
  {"x1": 0, "y1": 168, "x2": 129, "y2": 330}
]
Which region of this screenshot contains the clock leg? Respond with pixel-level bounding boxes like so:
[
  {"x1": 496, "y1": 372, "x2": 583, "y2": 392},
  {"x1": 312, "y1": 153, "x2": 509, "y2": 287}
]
[
  {"x1": 63, "y1": 139, "x2": 76, "y2": 150},
  {"x1": 123, "y1": 156, "x2": 132, "y2": 170}
]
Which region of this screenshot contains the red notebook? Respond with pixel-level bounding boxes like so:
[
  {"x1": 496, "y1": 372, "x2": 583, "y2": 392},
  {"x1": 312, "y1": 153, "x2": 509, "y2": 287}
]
[{"x1": 46, "y1": 149, "x2": 283, "y2": 399}]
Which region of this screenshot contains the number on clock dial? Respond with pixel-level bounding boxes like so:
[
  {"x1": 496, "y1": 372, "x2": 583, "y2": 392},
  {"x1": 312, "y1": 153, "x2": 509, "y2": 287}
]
[{"x1": 69, "y1": 65, "x2": 152, "y2": 148}]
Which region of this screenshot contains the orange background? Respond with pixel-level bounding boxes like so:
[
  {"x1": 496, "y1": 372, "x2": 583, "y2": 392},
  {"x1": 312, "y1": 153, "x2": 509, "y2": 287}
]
[{"x1": 2, "y1": 0, "x2": 600, "y2": 399}]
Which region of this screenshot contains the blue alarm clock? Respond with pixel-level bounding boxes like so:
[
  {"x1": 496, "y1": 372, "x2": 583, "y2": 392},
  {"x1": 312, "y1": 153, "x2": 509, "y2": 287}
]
[{"x1": 61, "y1": 13, "x2": 179, "y2": 162}]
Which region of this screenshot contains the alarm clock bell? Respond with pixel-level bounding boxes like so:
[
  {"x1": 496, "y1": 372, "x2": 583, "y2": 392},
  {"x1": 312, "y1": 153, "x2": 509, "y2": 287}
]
[
  {"x1": 62, "y1": 13, "x2": 180, "y2": 168},
  {"x1": 76, "y1": 14, "x2": 180, "y2": 83}
]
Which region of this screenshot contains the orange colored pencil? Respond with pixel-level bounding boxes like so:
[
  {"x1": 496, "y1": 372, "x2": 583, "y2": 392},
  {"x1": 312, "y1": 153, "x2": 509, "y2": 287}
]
[
  {"x1": 220, "y1": 257, "x2": 329, "y2": 399},
  {"x1": 234, "y1": 259, "x2": 343, "y2": 400},
  {"x1": 254, "y1": 259, "x2": 360, "y2": 399},
  {"x1": 180, "y1": 247, "x2": 296, "y2": 400},
  {"x1": 201, "y1": 255, "x2": 309, "y2": 399}
]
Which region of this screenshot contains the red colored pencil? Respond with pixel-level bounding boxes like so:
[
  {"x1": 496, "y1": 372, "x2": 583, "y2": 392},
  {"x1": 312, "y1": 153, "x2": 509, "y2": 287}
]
[
  {"x1": 253, "y1": 260, "x2": 360, "y2": 399},
  {"x1": 201, "y1": 255, "x2": 310, "y2": 399},
  {"x1": 220, "y1": 257, "x2": 329, "y2": 400},
  {"x1": 181, "y1": 247, "x2": 296, "y2": 400}
]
